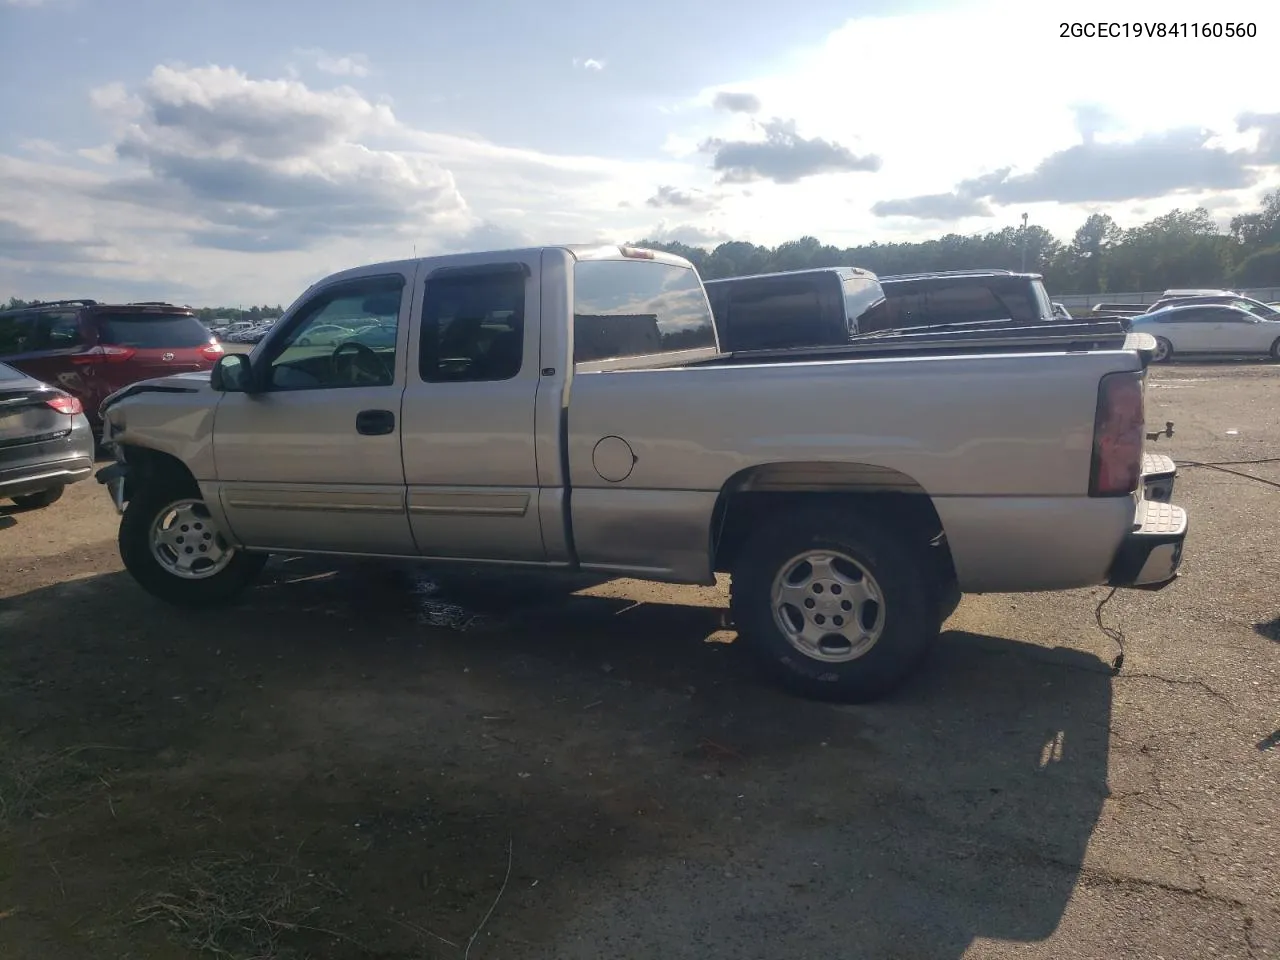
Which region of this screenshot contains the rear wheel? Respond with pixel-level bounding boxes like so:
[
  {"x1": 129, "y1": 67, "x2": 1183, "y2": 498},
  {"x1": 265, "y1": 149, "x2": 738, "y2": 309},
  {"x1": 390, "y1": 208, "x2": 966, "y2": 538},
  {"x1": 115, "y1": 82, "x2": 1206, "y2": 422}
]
[
  {"x1": 119, "y1": 481, "x2": 267, "y2": 608},
  {"x1": 1270, "y1": 338, "x2": 1280, "y2": 361},
  {"x1": 729, "y1": 508, "x2": 940, "y2": 702},
  {"x1": 1153, "y1": 337, "x2": 1173, "y2": 363},
  {"x1": 11, "y1": 486, "x2": 64, "y2": 509}
]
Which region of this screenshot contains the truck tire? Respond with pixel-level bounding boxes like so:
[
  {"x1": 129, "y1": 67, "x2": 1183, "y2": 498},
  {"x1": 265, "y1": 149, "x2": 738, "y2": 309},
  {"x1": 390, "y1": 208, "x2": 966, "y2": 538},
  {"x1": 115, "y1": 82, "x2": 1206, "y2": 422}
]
[
  {"x1": 12, "y1": 485, "x2": 64, "y2": 509},
  {"x1": 119, "y1": 481, "x2": 267, "y2": 608},
  {"x1": 729, "y1": 508, "x2": 940, "y2": 702}
]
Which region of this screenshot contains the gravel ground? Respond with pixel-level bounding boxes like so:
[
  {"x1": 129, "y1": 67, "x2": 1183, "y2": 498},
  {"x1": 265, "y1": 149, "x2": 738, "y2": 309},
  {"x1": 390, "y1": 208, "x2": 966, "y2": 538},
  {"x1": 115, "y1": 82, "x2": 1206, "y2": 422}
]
[{"x1": 0, "y1": 360, "x2": 1276, "y2": 959}]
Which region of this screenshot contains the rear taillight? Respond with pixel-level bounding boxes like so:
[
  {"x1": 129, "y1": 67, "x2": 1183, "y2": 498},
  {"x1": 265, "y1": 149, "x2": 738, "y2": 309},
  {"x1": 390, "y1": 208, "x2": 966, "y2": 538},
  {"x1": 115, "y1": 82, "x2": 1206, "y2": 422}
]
[
  {"x1": 201, "y1": 341, "x2": 225, "y2": 359},
  {"x1": 46, "y1": 393, "x2": 83, "y2": 415},
  {"x1": 70, "y1": 345, "x2": 138, "y2": 364},
  {"x1": 1089, "y1": 372, "x2": 1144, "y2": 496}
]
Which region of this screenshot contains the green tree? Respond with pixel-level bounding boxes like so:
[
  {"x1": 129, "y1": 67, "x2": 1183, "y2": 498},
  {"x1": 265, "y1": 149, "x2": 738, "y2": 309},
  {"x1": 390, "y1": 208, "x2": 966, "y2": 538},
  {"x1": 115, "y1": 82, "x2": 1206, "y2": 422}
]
[
  {"x1": 1229, "y1": 189, "x2": 1280, "y2": 250},
  {"x1": 1230, "y1": 244, "x2": 1280, "y2": 286}
]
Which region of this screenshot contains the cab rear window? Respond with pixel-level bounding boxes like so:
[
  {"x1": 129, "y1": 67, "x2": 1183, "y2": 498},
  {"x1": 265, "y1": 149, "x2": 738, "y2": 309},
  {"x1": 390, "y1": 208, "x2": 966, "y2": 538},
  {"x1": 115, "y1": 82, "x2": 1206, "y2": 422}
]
[
  {"x1": 96, "y1": 314, "x2": 211, "y2": 348},
  {"x1": 573, "y1": 260, "x2": 716, "y2": 363}
]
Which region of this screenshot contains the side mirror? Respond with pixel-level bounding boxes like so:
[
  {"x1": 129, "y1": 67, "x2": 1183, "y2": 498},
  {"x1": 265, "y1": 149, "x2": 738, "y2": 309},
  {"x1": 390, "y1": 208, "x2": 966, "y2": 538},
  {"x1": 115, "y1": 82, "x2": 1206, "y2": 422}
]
[{"x1": 210, "y1": 353, "x2": 255, "y2": 393}]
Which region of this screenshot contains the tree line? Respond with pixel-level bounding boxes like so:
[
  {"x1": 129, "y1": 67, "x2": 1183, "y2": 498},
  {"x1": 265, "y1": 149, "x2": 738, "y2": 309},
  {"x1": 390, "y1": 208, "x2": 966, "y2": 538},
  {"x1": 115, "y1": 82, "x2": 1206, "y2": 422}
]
[
  {"x1": 6, "y1": 189, "x2": 1280, "y2": 307},
  {"x1": 637, "y1": 189, "x2": 1280, "y2": 295}
]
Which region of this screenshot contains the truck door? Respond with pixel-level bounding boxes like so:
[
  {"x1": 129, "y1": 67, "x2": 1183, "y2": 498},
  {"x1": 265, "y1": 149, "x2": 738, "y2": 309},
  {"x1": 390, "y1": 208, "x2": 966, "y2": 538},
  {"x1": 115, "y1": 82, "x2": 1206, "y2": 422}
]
[
  {"x1": 212, "y1": 270, "x2": 416, "y2": 555},
  {"x1": 399, "y1": 256, "x2": 548, "y2": 563}
]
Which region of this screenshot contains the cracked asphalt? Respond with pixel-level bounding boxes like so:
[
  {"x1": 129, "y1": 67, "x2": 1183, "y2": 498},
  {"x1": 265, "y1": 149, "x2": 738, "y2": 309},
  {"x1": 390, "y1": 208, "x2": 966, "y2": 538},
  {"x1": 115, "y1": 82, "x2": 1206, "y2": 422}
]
[{"x1": 0, "y1": 360, "x2": 1276, "y2": 959}]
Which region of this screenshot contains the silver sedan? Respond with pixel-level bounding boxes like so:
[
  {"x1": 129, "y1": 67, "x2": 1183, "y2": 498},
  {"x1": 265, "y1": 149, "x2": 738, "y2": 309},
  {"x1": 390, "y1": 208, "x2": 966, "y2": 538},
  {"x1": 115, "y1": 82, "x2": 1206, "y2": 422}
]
[
  {"x1": 0, "y1": 361, "x2": 95, "y2": 509},
  {"x1": 1130, "y1": 303, "x2": 1280, "y2": 362}
]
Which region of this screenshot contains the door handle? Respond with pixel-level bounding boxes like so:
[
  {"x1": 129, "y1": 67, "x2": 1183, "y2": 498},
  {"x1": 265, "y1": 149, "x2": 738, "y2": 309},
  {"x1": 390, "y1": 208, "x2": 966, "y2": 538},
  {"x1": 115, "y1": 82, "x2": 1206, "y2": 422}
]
[{"x1": 355, "y1": 409, "x2": 395, "y2": 436}]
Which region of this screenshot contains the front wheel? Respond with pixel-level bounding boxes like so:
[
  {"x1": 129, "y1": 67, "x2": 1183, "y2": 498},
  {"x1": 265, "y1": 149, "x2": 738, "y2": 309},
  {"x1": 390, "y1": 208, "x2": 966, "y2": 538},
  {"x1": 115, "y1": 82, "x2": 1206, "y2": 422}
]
[
  {"x1": 1270, "y1": 338, "x2": 1280, "y2": 361},
  {"x1": 1153, "y1": 337, "x2": 1173, "y2": 363},
  {"x1": 119, "y1": 486, "x2": 267, "y2": 608},
  {"x1": 729, "y1": 508, "x2": 940, "y2": 702}
]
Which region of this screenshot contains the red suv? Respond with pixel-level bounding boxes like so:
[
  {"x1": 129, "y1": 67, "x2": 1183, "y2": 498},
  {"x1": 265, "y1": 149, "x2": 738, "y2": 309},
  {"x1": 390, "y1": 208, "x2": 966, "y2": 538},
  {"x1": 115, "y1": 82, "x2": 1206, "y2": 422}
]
[{"x1": 0, "y1": 299, "x2": 223, "y2": 433}]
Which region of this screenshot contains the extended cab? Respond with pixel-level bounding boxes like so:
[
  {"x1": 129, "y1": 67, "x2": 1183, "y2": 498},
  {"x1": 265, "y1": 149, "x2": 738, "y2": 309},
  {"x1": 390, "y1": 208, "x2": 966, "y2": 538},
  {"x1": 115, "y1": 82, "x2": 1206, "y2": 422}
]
[{"x1": 95, "y1": 245, "x2": 1188, "y2": 702}]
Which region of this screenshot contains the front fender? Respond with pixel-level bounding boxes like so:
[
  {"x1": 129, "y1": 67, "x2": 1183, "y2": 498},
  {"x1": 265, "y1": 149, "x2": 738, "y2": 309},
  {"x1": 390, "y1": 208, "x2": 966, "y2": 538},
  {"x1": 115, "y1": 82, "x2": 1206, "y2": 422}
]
[{"x1": 99, "y1": 379, "x2": 219, "y2": 483}]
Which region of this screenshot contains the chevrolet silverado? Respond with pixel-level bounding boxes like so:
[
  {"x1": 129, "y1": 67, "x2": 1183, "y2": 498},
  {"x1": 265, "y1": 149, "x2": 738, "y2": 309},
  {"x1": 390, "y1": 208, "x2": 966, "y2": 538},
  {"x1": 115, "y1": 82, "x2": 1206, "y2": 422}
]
[{"x1": 95, "y1": 245, "x2": 1187, "y2": 701}]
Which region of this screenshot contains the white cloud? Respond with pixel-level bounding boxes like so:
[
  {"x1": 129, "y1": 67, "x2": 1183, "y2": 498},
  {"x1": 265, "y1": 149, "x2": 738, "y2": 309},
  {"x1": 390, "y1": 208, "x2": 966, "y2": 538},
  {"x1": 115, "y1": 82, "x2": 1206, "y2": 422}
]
[
  {"x1": 667, "y1": 0, "x2": 1280, "y2": 244},
  {"x1": 19, "y1": 138, "x2": 65, "y2": 158},
  {"x1": 573, "y1": 57, "x2": 606, "y2": 71},
  {"x1": 296, "y1": 48, "x2": 372, "y2": 78},
  {"x1": 0, "y1": 64, "x2": 697, "y2": 304}
]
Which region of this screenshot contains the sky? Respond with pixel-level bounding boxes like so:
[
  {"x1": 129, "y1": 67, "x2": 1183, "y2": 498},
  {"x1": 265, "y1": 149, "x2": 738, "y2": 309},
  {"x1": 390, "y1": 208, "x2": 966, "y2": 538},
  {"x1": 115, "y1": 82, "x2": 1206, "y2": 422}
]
[{"x1": 1, "y1": 0, "x2": 1279, "y2": 306}]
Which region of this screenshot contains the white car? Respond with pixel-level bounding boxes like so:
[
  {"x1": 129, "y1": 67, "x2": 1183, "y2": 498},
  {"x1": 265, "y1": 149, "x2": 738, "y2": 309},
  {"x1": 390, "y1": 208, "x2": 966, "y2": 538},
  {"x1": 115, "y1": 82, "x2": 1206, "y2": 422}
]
[
  {"x1": 294, "y1": 323, "x2": 356, "y2": 347},
  {"x1": 1130, "y1": 302, "x2": 1280, "y2": 362}
]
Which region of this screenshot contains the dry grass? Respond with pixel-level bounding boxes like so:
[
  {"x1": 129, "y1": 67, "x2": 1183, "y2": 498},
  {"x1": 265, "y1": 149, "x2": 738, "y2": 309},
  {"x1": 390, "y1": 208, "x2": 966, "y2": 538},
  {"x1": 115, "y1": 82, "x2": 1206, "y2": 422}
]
[
  {"x1": 134, "y1": 852, "x2": 356, "y2": 959},
  {"x1": 0, "y1": 742, "x2": 126, "y2": 825}
]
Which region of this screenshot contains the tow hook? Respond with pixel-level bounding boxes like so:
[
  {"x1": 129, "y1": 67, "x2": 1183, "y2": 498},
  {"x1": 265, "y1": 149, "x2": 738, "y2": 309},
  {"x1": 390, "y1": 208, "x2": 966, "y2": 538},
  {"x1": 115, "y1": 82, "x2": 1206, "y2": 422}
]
[
  {"x1": 1146, "y1": 421, "x2": 1174, "y2": 442},
  {"x1": 95, "y1": 462, "x2": 129, "y2": 515}
]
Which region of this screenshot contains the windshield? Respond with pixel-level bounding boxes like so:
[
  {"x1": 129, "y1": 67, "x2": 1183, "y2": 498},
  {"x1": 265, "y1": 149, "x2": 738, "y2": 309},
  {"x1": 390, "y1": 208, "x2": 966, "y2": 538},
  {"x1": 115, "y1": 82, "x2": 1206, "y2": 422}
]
[
  {"x1": 97, "y1": 314, "x2": 212, "y2": 348},
  {"x1": 1031, "y1": 279, "x2": 1055, "y2": 320},
  {"x1": 1232, "y1": 298, "x2": 1280, "y2": 319}
]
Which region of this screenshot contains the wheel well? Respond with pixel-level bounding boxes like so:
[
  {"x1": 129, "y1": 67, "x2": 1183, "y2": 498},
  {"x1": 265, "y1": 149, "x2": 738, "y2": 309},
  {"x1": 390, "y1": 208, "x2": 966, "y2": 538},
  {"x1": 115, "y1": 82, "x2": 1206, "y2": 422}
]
[
  {"x1": 710, "y1": 463, "x2": 956, "y2": 586},
  {"x1": 118, "y1": 445, "x2": 199, "y2": 501}
]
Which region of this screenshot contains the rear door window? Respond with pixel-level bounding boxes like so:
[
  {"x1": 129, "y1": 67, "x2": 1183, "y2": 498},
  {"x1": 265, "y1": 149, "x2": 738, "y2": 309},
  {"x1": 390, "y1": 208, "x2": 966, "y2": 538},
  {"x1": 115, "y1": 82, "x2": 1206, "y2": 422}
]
[
  {"x1": 420, "y1": 266, "x2": 526, "y2": 383},
  {"x1": 0, "y1": 313, "x2": 38, "y2": 356},
  {"x1": 1210, "y1": 307, "x2": 1250, "y2": 323},
  {"x1": 38, "y1": 311, "x2": 84, "y2": 347},
  {"x1": 722, "y1": 278, "x2": 825, "y2": 350},
  {"x1": 96, "y1": 313, "x2": 212, "y2": 348}
]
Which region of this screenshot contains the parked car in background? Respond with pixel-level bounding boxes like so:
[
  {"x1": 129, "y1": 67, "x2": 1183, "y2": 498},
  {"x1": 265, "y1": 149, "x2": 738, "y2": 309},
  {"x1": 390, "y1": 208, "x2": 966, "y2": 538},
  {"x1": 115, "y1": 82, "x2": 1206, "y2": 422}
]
[
  {"x1": 222, "y1": 319, "x2": 279, "y2": 345},
  {"x1": 0, "y1": 299, "x2": 224, "y2": 435},
  {"x1": 1090, "y1": 303, "x2": 1148, "y2": 316},
  {"x1": 344, "y1": 321, "x2": 398, "y2": 350},
  {"x1": 294, "y1": 322, "x2": 359, "y2": 347},
  {"x1": 0, "y1": 360, "x2": 95, "y2": 509},
  {"x1": 705, "y1": 267, "x2": 1062, "y2": 350},
  {"x1": 210, "y1": 320, "x2": 255, "y2": 339},
  {"x1": 863, "y1": 269, "x2": 1057, "y2": 332},
  {"x1": 1130, "y1": 303, "x2": 1280, "y2": 362},
  {"x1": 704, "y1": 268, "x2": 884, "y2": 351},
  {"x1": 1144, "y1": 293, "x2": 1280, "y2": 320},
  {"x1": 1161, "y1": 288, "x2": 1235, "y2": 298}
]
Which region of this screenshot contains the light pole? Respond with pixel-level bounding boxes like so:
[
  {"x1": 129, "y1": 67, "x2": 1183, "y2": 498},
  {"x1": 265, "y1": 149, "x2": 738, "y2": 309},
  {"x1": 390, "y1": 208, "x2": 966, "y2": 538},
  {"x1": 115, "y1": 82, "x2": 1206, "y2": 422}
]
[{"x1": 1020, "y1": 212, "x2": 1029, "y2": 272}]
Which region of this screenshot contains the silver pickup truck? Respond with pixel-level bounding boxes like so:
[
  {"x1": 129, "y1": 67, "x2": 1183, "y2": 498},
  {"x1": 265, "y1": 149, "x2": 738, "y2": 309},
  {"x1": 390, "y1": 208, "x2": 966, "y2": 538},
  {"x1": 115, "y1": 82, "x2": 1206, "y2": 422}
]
[{"x1": 95, "y1": 244, "x2": 1187, "y2": 701}]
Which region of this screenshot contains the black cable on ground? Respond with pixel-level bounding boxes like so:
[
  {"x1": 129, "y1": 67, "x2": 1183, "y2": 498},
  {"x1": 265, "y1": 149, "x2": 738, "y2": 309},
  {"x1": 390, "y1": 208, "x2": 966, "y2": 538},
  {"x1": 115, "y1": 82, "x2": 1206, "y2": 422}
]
[
  {"x1": 1176, "y1": 460, "x2": 1280, "y2": 490},
  {"x1": 1175, "y1": 457, "x2": 1280, "y2": 466},
  {"x1": 1093, "y1": 587, "x2": 1125, "y2": 675}
]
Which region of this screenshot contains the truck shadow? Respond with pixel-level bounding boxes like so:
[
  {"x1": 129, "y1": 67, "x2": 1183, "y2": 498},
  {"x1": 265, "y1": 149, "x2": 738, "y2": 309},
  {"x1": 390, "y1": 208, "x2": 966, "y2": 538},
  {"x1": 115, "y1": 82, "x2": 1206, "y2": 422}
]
[{"x1": 0, "y1": 556, "x2": 1112, "y2": 959}]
